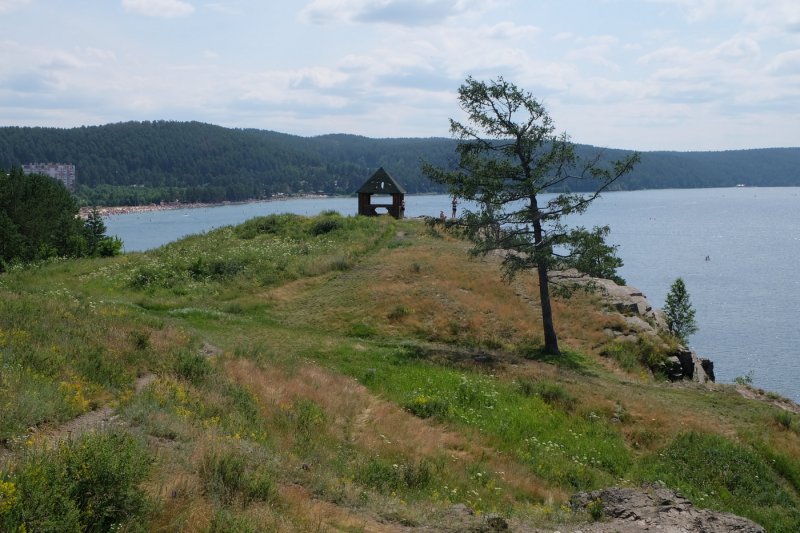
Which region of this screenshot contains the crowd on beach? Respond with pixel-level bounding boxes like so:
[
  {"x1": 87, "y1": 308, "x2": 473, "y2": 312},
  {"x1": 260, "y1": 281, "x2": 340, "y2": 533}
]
[
  {"x1": 78, "y1": 194, "x2": 332, "y2": 219},
  {"x1": 78, "y1": 201, "x2": 212, "y2": 218}
]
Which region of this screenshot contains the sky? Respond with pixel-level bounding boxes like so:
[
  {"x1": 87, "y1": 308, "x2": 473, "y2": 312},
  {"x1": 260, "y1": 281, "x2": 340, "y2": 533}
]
[{"x1": 1, "y1": 0, "x2": 799, "y2": 151}]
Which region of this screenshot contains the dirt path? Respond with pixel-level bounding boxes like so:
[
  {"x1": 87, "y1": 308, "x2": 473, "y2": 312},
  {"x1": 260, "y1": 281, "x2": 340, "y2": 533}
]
[
  {"x1": 1, "y1": 344, "x2": 221, "y2": 463},
  {"x1": 45, "y1": 373, "x2": 157, "y2": 443}
]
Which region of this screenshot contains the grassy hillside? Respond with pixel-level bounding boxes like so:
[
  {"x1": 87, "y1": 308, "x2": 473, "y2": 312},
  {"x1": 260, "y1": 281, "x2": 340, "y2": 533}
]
[{"x1": 1, "y1": 214, "x2": 799, "y2": 531}]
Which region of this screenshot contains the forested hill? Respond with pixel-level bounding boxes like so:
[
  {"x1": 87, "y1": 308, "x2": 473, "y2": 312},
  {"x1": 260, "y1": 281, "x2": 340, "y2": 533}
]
[{"x1": 1, "y1": 121, "x2": 798, "y2": 205}]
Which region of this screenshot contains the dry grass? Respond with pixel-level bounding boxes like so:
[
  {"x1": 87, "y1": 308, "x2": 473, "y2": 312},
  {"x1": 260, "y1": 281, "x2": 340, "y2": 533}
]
[
  {"x1": 225, "y1": 358, "x2": 563, "y2": 506},
  {"x1": 272, "y1": 224, "x2": 630, "y2": 366},
  {"x1": 281, "y1": 483, "x2": 407, "y2": 532}
]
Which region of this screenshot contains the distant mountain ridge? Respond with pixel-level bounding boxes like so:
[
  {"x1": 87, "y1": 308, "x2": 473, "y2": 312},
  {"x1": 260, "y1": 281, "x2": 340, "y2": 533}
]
[{"x1": 1, "y1": 121, "x2": 798, "y2": 205}]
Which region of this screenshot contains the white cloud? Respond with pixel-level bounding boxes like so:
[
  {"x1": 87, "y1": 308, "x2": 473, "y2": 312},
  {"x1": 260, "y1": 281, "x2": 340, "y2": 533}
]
[
  {"x1": 85, "y1": 48, "x2": 119, "y2": 63},
  {"x1": 2, "y1": 0, "x2": 799, "y2": 149},
  {"x1": 0, "y1": 0, "x2": 30, "y2": 13},
  {"x1": 649, "y1": 0, "x2": 800, "y2": 35},
  {"x1": 767, "y1": 49, "x2": 800, "y2": 74},
  {"x1": 300, "y1": 0, "x2": 492, "y2": 26},
  {"x1": 121, "y1": 0, "x2": 195, "y2": 18},
  {"x1": 204, "y1": 2, "x2": 240, "y2": 15},
  {"x1": 482, "y1": 22, "x2": 539, "y2": 40},
  {"x1": 711, "y1": 36, "x2": 761, "y2": 61},
  {"x1": 565, "y1": 35, "x2": 622, "y2": 72}
]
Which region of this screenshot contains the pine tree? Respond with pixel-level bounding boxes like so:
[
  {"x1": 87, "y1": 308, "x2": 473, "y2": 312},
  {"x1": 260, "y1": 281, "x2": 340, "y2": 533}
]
[
  {"x1": 84, "y1": 207, "x2": 106, "y2": 255},
  {"x1": 423, "y1": 76, "x2": 638, "y2": 355},
  {"x1": 664, "y1": 277, "x2": 698, "y2": 343}
]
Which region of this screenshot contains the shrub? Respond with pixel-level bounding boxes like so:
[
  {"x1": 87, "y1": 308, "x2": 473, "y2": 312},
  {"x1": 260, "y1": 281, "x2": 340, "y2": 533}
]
[
  {"x1": 404, "y1": 393, "x2": 451, "y2": 419},
  {"x1": 310, "y1": 217, "x2": 341, "y2": 236},
  {"x1": 129, "y1": 330, "x2": 151, "y2": 351},
  {"x1": 234, "y1": 214, "x2": 303, "y2": 239},
  {"x1": 174, "y1": 351, "x2": 212, "y2": 383},
  {"x1": 387, "y1": 305, "x2": 410, "y2": 321},
  {"x1": 199, "y1": 450, "x2": 246, "y2": 505},
  {"x1": 355, "y1": 457, "x2": 435, "y2": 494},
  {"x1": 601, "y1": 337, "x2": 668, "y2": 375},
  {"x1": 1, "y1": 432, "x2": 150, "y2": 532},
  {"x1": 199, "y1": 449, "x2": 275, "y2": 506},
  {"x1": 774, "y1": 410, "x2": 795, "y2": 431},
  {"x1": 350, "y1": 323, "x2": 376, "y2": 338},
  {"x1": 76, "y1": 347, "x2": 132, "y2": 389},
  {"x1": 207, "y1": 509, "x2": 260, "y2": 533},
  {"x1": 587, "y1": 498, "x2": 604, "y2": 520},
  {"x1": 292, "y1": 399, "x2": 326, "y2": 441}
]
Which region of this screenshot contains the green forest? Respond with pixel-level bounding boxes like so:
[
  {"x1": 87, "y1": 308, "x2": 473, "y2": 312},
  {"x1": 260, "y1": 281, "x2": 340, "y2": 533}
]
[{"x1": 1, "y1": 121, "x2": 798, "y2": 206}]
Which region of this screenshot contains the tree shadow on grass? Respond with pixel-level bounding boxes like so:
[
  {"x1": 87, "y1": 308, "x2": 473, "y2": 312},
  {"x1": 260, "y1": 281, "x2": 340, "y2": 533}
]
[{"x1": 519, "y1": 347, "x2": 598, "y2": 376}]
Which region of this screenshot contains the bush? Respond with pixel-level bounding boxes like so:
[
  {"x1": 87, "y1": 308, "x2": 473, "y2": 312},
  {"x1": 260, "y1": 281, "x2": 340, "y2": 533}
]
[
  {"x1": 774, "y1": 410, "x2": 795, "y2": 431},
  {"x1": 309, "y1": 216, "x2": 342, "y2": 236},
  {"x1": 207, "y1": 509, "x2": 260, "y2": 533},
  {"x1": 350, "y1": 323, "x2": 376, "y2": 338},
  {"x1": 356, "y1": 457, "x2": 435, "y2": 494},
  {"x1": 1, "y1": 432, "x2": 150, "y2": 532},
  {"x1": 200, "y1": 450, "x2": 246, "y2": 505},
  {"x1": 234, "y1": 214, "x2": 304, "y2": 239},
  {"x1": 174, "y1": 351, "x2": 213, "y2": 383},
  {"x1": 199, "y1": 449, "x2": 275, "y2": 506},
  {"x1": 601, "y1": 337, "x2": 668, "y2": 375},
  {"x1": 387, "y1": 305, "x2": 410, "y2": 321},
  {"x1": 404, "y1": 393, "x2": 451, "y2": 419}
]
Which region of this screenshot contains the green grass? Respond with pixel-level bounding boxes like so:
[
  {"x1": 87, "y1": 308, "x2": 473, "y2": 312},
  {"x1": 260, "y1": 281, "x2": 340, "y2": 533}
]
[
  {"x1": 312, "y1": 342, "x2": 631, "y2": 492},
  {"x1": 634, "y1": 431, "x2": 800, "y2": 532}
]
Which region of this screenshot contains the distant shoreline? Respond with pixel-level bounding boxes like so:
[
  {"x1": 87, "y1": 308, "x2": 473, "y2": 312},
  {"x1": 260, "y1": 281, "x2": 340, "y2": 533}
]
[{"x1": 78, "y1": 194, "x2": 335, "y2": 219}]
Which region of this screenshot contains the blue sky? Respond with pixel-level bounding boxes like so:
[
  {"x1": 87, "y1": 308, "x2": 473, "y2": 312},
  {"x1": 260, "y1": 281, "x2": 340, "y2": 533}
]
[{"x1": 1, "y1": 0, "x2": 799, "y2": 150}]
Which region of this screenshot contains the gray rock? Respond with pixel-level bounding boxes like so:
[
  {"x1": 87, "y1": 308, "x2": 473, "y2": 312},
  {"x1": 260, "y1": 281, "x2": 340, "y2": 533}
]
[
  {"x1": 571, "y1": 486, "x2": 765, "y2": 532},
  {"x1": 671, "y1": 346, "x2": 715, "y2": 383}
]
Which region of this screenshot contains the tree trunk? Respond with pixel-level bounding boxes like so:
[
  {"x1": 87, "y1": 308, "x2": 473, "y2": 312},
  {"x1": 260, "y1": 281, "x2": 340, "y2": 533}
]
[
  {"x1": 530, "y1": 196, "x2": 560, "y2": 355},
  {"x1": 536, "y1": 258, "x2": 560, "y2": 355}
]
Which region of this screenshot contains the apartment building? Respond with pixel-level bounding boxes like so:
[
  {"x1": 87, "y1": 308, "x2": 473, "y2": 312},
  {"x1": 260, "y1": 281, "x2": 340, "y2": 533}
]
[{"x1": 22, "y1": 162, "x2": 76, "y2": 191}]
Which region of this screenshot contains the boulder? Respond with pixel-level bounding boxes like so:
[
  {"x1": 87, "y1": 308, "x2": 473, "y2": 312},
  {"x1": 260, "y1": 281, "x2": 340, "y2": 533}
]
[
  {"x1": 571, "y1": 485, "x2": 765, "y2": 532},
  {"x1": 671, "y1": 346, "x2": 715, "y2": 383}
]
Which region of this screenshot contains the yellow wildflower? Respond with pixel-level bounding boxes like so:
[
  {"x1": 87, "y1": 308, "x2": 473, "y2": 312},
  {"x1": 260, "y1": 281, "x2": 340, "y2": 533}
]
[{"x1": 0, "y1": 480, "x2": 19, "y2": 514}]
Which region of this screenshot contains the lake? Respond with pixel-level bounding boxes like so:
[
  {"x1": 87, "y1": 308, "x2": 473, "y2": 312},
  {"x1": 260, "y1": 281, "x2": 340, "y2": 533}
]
[{"x1": 105, "y1": 188, "x2": 800, "y2": 401}]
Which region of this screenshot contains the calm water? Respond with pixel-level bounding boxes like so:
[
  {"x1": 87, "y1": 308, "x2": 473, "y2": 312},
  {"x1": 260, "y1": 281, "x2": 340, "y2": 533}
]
[{"x1": 106, "y1": 188, "x2": 800, "y2": 401}]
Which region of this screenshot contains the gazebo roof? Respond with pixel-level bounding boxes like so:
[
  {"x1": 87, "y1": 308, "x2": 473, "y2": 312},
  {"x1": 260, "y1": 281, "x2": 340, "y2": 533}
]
[{"x1": 356, "y1": 167, "x2": 406, "y2": 194}]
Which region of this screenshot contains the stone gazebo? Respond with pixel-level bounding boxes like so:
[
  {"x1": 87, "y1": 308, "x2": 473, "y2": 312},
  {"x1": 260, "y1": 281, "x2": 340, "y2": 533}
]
[{"x1": 356, "y1": 167, "x2": 405, "y2": 219}]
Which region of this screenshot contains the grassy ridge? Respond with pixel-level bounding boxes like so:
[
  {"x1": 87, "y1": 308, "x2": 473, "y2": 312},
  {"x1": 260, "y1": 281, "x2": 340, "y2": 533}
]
[{"x1": 1, "y1": 213, "x2": 799, "y2": 531}]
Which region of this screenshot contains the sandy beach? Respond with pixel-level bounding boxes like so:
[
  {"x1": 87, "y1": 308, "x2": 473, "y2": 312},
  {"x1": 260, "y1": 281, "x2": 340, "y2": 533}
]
[{"x1": 78, "y1": 194, "x2": 332, "y2": 219}]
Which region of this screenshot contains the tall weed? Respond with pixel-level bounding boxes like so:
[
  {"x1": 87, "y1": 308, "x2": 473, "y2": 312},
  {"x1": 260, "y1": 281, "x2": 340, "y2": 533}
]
[{"x1": 199, "y1": 449, "x2": 275, "y2": 506}]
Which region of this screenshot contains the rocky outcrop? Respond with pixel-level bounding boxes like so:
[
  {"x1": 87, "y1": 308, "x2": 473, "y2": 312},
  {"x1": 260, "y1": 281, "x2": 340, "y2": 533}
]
[
  {"x1": 590, "y1": 277, "x2": 668, "y2": 332},
  {"x1": 577, "y1": 275, "x2": 715, "y2": 383},
  {"x1": 571, "y1": 485, "x2": 765, "y2": 532},
  {"x1": 664, "y1": 347, "x2": 715, "y2": 383}
]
